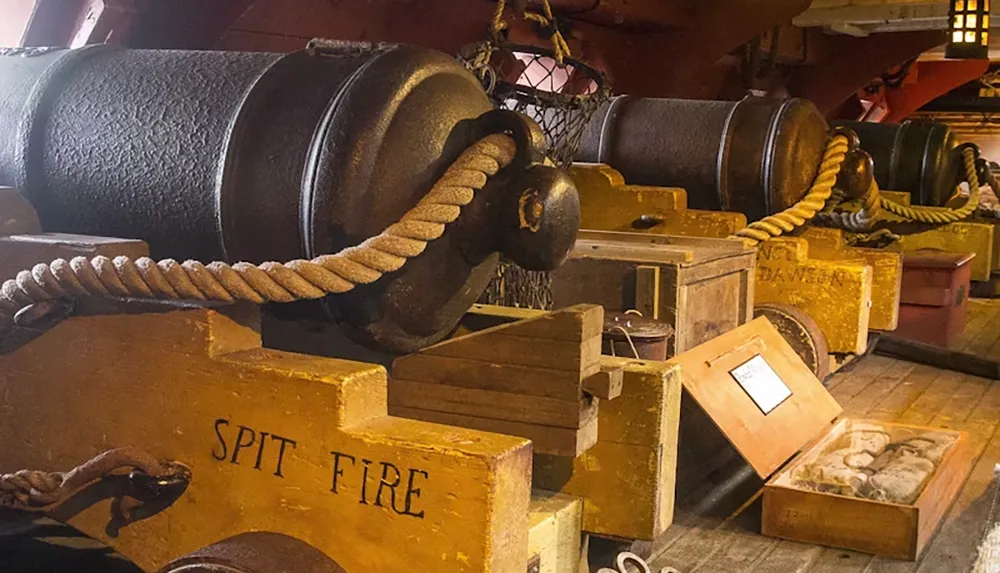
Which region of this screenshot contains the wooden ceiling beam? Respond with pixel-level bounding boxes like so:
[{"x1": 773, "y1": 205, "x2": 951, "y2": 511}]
[{"x1": 786, "y1": 30, "x2": 947, "y2": 117}]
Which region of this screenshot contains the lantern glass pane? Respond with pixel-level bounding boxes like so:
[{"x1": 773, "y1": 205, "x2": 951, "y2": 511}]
[
  {"x1": 955, "y1": 30, "x2": 966, "y2": 42},
  {"x1": 970, "y1": 0, "x2": 978, "y2": 10},
  {"x1": 983, "y1": 31, "x2": 990, "y2": 45},
  {"x1": 986, "y1": 14, "x2": 991, "y2": 28},
  {"x1": 955, "y1": 14, "x2": 965, "y2": 29},
  {"x1": 968, "y1": 14, "x2": 978, "y2": 28},
  {"x1": 986, "y1": 0, "x2": 990, "y2": 11},
  {"x1": 967, "y1": 30, "x2": 977, "y2": 42},
  {"x1": 958, "y1": 0, "x2": 966, "y2": 10}
]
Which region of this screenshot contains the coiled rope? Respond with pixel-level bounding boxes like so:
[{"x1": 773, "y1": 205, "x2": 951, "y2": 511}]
[
  {"x1": 729, "y1": 134, "x2": 850, "y2": 246},
  {"x1": 819, "y1": 145, "x2": 980, "y2": 231},
  {"x1": 0, "y1": 134, "x2": 516, "y2": 328}
]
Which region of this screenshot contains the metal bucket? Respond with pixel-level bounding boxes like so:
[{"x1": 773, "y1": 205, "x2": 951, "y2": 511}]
[{"x1": 601, "y1": 311, "x2": 674, "y2": 361}]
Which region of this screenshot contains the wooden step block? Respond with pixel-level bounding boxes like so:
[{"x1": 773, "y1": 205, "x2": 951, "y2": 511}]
[
  {"x1": 388, "y1": 379, "x2": 598, "y2": 428},
  {"x1": 754, "y1": 237, "x2": 872, "y2": 355},
  {"x1": 529, "y1": 491, "x2": 584, "y2": 573},
  {"x1": 390, "y1": 305, "x2": 609, "y2": 455},
  {"x1": 392, "y1": 353, "x2": 599, "y2": 402},
  {"x1": 421, "y1": 332, "x2": 602, "y2": 373},
  {"x1": 0, "y1": 306, "x2": 532, "y2": 573},
  {"x1": 533, "y1": 357, "x2": 682, "y2": 540},
  {"x1": 582, "y1": 365, "x2": 624, "y2": 400},
  {"x1": 389, "y1": 406, "x2": 599, "y2": 457}
]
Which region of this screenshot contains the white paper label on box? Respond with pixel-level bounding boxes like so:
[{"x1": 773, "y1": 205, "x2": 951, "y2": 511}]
[{"x1": 729, "y1": 354, "x2": 792, "y2": 415}]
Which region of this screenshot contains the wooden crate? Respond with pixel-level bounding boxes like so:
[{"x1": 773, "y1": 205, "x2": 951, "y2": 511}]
[
  {"x1": 669, "y1": 318, "x2": 972, "y2": 560},
  {"x1": 894, "y1": 250, "x2": 974, "y2": 347},
  {"x1": 763, "y1": 419, "x2": 973, "y2": 560},
  {"x1": 550, "y1": 230, "x2": 755, "y2": 355}
]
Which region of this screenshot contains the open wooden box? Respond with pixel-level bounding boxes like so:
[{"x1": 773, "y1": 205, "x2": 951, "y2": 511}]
[
  {"x1": 671, "y1": 318, "x2": 974, "y2": 561},
  {"x1": 763, "y1": 419, "x2": 972, "y2": 560}
]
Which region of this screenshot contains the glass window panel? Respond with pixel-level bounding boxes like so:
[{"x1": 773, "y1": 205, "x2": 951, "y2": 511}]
[
  {"x1": 967, "y1": 30, "x2": 977, "y2": 41},
  {"x1": 970, "y1": 0, "x2": 978, "y2": 10},
  {"x1": 955, "y1": 30, "x2": 966, "y2": 42},
  {"x1": 957, "y1": 0, "x2": 966, "y2": 10},
  {"x1": 956, "y1": 14, "x2": 965, "y2": 29},
  {"x1": 983, "y1": 31, "x2": 990, "y2": 45},
  {"x1": 968, "y1": 14, "x2": 978, "y2": 28}
]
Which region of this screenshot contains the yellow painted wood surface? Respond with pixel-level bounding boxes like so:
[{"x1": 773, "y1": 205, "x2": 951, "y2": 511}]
[
  {"x1": 528, "y1": 491, "x2": 583, "y2": 573},
  {"x1": 571, "y1": 164, "x2": 747, "y2": 238},
  {"x1": 0, "y1": 307, "x2": 532, "y2": 573},
  {"x1": 533, "y1": 357, "x2": 682, "y2": 540},
  {"x1": 754, "y1": 237, "x2": 873, "y2": 355},
  {"x1": 798, "y1": 227, "x2": 902, "y2": 332}
]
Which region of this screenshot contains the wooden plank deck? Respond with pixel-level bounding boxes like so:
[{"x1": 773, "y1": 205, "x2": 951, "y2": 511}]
[{"x1": 649, "y1": 298, "x2": 1000, "y2": 573}]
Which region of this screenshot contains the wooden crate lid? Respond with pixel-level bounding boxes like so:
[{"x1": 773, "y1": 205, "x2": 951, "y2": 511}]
[
  {"x1": 668, "y1": 316, "x2": 843, "y2": 478},
  {"x1": 902, "y1": 249, "x2": 976, "y2": 269},
  {"x1": 572, "y1": 230, "x2": 754, "y2": 266}
]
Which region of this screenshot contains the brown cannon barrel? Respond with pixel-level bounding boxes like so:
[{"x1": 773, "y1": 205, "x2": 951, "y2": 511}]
[
  {"x1": 577, "y1": 96, "x2": 830, "y2": 222},
  {"x1": 833, "y1": 120, "x2": 960, "y2": 206}
]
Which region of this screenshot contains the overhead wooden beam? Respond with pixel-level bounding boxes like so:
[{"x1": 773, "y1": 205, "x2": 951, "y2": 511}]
[
  {"x1": 541, "y1": 0, "x2": 691, "y2": 29},
  {"x1": 786, "y1": 30, "x2": 946, "y2": 117},
  {"x1": 576, "y1": 0, "x2": 814, "y2": 98},
  {"x1": 884, "y1": 60, "x2": 990, "y2": 122},
  {"x1": 795, "y1": 1, "x2": 948, "y2": 33},
  {"x1": 126, "y1": 0, "x2": 256, "y2": 49}
]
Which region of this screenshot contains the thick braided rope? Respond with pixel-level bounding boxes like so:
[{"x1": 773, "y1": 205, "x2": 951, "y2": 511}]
[
  {"x1": 879, "y1": 146, "x2": 980, "y2": 224},
  {"x1": 0, "y1": 134, "x2": 516, "y2": 327},
  {"x1": 730, "y1": 134, "x2": 849, "y2": 246}
]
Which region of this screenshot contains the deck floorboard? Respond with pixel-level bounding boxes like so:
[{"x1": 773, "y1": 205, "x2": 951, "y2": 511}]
[{"x1": 651, "y1": 299, "x2": 1000, "y2": 573}]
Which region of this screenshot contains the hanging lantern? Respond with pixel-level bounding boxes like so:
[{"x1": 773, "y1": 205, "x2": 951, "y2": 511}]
[{"x1": 947, "y1": 0, "x2": 990, "y2": 59}]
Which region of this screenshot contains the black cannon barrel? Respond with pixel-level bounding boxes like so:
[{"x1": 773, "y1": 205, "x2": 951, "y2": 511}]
[
  {"x1": 0, "y1": 43, "x2": 579, "y2": 353},
  {"x1": 833, "y1": 120, "x2": 959, "y2": 207},
  {"x1": 577, "y1": 95, "x2": 830, "y2": 222}
]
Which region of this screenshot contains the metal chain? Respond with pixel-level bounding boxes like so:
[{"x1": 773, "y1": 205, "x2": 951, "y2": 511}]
[
  {"x1": 1, "y1": 447, "x2": 190, "y2": 512},
  {"x1": 0, "y1": 134, "x2": 516, "y2": 328}
]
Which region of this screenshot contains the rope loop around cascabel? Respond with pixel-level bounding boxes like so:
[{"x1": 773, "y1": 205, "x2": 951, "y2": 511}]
[
  {"x1": 729, "y1": 133, "x2": 850, "y2": 246},
  {"x1": 818, "y1": 144, "x2": 981, "y2": 229},
  {"x1": 0, "y1": 134, "x2": 517, "y2": 328},
  {"x1": 878, "y1": 145, "x2": 980, "y2": 224}
]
